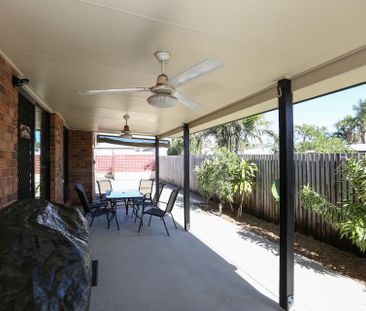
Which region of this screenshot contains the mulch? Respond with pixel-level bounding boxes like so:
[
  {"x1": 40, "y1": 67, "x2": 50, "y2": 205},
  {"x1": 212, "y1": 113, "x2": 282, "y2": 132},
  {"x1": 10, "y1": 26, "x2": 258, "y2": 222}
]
[{"x1": 195, "y1": 202, "x2": 366, "y2": 285}]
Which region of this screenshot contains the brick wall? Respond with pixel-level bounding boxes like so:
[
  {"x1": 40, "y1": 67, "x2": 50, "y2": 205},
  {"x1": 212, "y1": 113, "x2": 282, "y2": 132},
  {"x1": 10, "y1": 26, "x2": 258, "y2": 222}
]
[
  {"x1": 50, "y1": 114, "x2": 64, "y2": 203},
  {"x1": 0, "y1": 56, "x2": 18, "y2": 208},
  {"x1": 68, "y1": 130, "x2": 94, "y2": 204}
]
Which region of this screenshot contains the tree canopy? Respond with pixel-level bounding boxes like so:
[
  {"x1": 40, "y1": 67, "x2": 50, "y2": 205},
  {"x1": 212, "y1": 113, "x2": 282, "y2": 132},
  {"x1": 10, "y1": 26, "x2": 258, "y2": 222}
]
[
  {"x1": 167, "y1": 115, "x2": 275, "y2": 155},
  {"x1": 295, "y1": 124, "x2": 351, "y2": 153},
  {"x1": 335, "y1": 99, "x2": 366, "y2": 144},
  {"x1": 167, "y1": 98, "x2": 365, "y2": 156}
]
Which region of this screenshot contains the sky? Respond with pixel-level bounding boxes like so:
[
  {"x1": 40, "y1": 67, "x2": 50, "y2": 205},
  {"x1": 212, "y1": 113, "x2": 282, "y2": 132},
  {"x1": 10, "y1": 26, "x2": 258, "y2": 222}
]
[
  {"x1": 264, "y1": 83, "x2": 366, "y2": 133},
  {"x1": 35, "y1": 130, "x2": 41, "y2": 143}
]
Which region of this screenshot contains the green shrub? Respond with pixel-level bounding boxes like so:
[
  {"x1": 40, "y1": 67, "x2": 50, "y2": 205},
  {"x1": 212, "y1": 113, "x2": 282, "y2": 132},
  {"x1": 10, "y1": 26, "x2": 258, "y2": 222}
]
[
  {"x1": 233, "y1": 159, "x2": 257, "y2": 217},
  {"x1": 300, "y1": 156, "x2": 366, "y2": 252},
  {"x1": 271, "y1": 179, "x2": 280, "y2": 205},
  {"x1": 195, "y1": 148, "x2": 257, "y2": 216}
]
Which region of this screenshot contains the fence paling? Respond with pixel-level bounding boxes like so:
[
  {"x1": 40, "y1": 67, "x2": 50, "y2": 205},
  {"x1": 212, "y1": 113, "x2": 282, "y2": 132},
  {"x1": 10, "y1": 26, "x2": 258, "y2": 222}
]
[{"x1": 159, "y1": 153, "x2": 365, "y2": 256}]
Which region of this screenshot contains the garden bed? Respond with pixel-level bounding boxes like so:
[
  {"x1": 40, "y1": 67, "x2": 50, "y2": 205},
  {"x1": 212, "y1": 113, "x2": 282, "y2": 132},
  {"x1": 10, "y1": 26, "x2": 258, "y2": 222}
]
[{"x1": 197, "y1": 202, "x2": 366, "y2": 285}]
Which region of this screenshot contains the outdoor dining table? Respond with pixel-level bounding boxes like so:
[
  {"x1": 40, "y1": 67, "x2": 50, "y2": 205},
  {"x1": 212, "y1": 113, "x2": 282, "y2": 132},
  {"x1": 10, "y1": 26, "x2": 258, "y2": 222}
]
[{"x1": 105, "y1": 190, "x2": 145, "y2": 223}]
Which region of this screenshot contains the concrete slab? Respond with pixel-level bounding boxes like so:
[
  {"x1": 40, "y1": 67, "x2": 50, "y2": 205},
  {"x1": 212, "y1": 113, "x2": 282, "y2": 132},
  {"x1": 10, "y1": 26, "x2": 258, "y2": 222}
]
[
  {"x1": 89, "y1": 184, "x2": 366, "y2": 311},
  {"x1": 173, "y1": 189, "x2": 366, "y2": 311},
  {"x1": 89, "y1": 210, "x2": 281, "y2": 310}
]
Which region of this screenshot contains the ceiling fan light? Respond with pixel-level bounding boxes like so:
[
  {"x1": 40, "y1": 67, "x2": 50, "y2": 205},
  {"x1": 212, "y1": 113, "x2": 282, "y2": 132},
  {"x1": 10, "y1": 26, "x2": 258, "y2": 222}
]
[
  {"x1": 120, "y1": 114, "x2": 133, "y2": 138},
  {"x1": 147, "y1": 94, "x2": 177, "y2": 108},
  {"x1": 120, "y1": 131, "x2": 132, "y2": 139}
]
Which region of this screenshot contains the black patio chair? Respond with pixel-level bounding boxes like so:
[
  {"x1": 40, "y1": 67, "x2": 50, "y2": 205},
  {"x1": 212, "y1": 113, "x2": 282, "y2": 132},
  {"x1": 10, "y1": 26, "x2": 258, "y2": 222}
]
[
  {"x1": 138, "y1": 179, "x2": 154, "y2": 200},
  {"x1": 138, "y1": 187, "x2": 180, "y2": 236},
  {"x1": 96, "y1": 179, "x2": 112, "y2": 201},
  {"x1": 144, "y1": 181, "x2": 165, "y2": 205},
  {"x1": 74, "y1": 183, "x2": 119, "y2": 230},
  {"x1": 135, "y1": 182, "x2": 165, "y2": 222}
]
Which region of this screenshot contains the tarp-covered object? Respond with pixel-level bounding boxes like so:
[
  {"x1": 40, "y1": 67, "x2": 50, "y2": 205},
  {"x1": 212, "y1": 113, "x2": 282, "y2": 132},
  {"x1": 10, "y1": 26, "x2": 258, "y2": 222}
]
[{"x1": 0, "y1": 199, "x2": 91, "y2": 311}]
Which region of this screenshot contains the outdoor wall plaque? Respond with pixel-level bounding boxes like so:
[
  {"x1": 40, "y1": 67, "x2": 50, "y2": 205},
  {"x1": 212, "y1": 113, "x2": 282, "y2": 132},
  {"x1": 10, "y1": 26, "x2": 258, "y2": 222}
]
[{"x1": 20, "y1": 123, "x2": 31, "y2": 139}]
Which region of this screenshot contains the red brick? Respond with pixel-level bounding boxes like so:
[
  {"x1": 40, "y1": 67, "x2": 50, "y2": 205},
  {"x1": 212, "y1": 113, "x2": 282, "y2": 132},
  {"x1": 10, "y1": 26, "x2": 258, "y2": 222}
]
[
  {"x1": 68, "y1": 130, "x2": 94, "y2": 204},
  {"x1": 0, "y1": 58, "x2": 18, "y2": 209},
  {"x1": 49, "y1": 114, "x2": 64, "y2": 204}
]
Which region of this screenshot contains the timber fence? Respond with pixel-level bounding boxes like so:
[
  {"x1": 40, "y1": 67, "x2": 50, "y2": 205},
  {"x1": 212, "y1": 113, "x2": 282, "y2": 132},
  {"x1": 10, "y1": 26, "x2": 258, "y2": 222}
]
[{"x1": 160, "y1": 153, "x2": 365, "y2": 256}]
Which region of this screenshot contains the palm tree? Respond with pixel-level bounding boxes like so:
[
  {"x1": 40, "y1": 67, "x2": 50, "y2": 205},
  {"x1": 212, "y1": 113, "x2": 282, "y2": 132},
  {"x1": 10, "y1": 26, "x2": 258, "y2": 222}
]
[
  {"x1": 334, "y1": 99, "x2": 366, "y2": 144},
  {"x1": 352, "y1": 99, "x2": 366, "y2": 143},
  {"x1": 167, "y1": 132, "x2": 205, "y2": 155},
  {"x1": 204, "y1": 115, "x2": 274, "y2": 153},
  {"x1": 168, "y1": 114, "x2": 274, "y2": 155},
  {"x1": 334, "y1": 115, "x2": 357, "y2": 143},
  {"x1": 190, "y1": 132, "x2": 205, "y2": 154}
]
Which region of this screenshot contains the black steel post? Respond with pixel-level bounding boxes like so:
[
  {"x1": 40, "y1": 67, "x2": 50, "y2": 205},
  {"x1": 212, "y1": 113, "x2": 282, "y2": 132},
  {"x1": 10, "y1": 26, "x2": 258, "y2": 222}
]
[
  {"x1": 278, "y1": 79, "x2": 295, "y2": 310},
  {"x1": 183, "y1": 123, "x2": 190, "y2": 230},
  {"x1": 155, "y1": 136, "x2": 160, "y2": 199}
]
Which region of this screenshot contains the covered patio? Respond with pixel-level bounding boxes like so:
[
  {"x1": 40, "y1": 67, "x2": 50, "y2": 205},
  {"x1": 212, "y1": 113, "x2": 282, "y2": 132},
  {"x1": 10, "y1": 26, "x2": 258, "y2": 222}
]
[
  {"x1": 89, "y1": 185, "x2": 366, "y2": 311},
  {"x1": 89, "y1": 200, "x2": 280, "y2": 311},
  {"x1": 1, "y1": 1, "x2": 366, "y2": 310}
]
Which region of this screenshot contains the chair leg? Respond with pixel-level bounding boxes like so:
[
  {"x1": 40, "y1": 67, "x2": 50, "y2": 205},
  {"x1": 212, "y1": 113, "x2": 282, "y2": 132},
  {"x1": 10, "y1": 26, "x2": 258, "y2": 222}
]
[
  {"x1": 106, "y1": 212, "x2": 110, "y2": 229},
  {"x1": 107, "y1": 213, "x2": 111, "y2": 229},
  {"x1": 125, "y1": 199, "x2": 128, "y2": 215},
  {"x1": 114, "y1": 210, "x2": 120, "y2": 231},
  {"x1": 90, "y1": 211, "x2": 97, "y2": 228},
  {"x1": 134, "y1": 203, "x2": 139, "y2": 223},
  {"x1": 148, "y1": 215, "x2": 152, "y2": 227},
  {"x1": 138, "y1": 214, "x2": 144, "y2": 233},
  {"x1": 162, "y1": 217, "x2": 169, "y2": 236},
  {"x1": 171, "y1": 214, "x2": 178, "y2": 229}
]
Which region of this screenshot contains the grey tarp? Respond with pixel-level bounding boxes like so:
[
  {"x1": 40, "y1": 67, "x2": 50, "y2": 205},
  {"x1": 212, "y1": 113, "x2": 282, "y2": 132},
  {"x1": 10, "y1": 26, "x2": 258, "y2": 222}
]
[{"x1": 0, "y1": 200, "x2": 91, "y2": 311}]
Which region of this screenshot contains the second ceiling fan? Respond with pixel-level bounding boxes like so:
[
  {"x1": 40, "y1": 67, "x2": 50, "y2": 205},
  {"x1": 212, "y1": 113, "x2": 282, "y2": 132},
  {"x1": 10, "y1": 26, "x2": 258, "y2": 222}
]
[{"x1": 79, "y1": 51, "x2": 223, "y2": 110}]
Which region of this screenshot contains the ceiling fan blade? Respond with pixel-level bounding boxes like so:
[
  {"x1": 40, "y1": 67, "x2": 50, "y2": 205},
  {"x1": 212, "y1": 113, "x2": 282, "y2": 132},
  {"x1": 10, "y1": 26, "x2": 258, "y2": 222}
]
[
  {"x1": 175, "y1": 93, "x2": 203, "y2": 110},
  {"x1": 78, "y1": 87, "x2": 151, "y2": 95},
  {"x1": 168, "y1": 58, "x2": 223, "y2": 87}
]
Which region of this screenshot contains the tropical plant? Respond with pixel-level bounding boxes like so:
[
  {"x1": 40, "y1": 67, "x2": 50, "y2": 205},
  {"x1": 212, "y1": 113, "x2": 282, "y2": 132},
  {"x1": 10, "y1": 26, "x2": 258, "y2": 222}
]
[
  {"x1": 232, "y1": 159, "x2": 257, "y2": 217},
  {"x1": 195, "y1": 148, "x2": 257, "y2": 216},
  {"x1": 271, "y1": 179, "x2": 280, "y2": 205},
  {"x1": 334, "y1": 99, "x2": 366, "y2": 144},
  {"x1": 195, "y1": 148, "x2": 236, "y2": 211},
  {"x1": 300, "y1": 156, "x2": 366, "y2": 252},
  {"x1": 210, "y1": 148, "x2": 237, "y2": 209},
  {"x1": 352, "y1": 99, "x2": 366, "y2": 143},
  {"x1": 167, "y1": 138, "x2": 183, "y2": 155},
  {"x1": 334, "y1": 115, "x2": 358, "y2": 143},
  {"x1": 204, "y1": 115, "x2": 274, "y2": 153},
  {"x1": 195, "y1": 158, "x2": 216, "y2": 203},
  {"x1": 167, "y1": 132, "x2": 205, "y2": 155},
  {"x1": 190, "y1": 132, "x2": 205, "y2": 155}
]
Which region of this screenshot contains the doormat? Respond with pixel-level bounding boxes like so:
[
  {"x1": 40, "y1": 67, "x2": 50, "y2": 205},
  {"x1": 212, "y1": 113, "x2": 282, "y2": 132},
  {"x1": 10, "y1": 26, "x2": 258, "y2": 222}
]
[{"x1": 92, "y1": 260, "x2": 98, "y2": 287}]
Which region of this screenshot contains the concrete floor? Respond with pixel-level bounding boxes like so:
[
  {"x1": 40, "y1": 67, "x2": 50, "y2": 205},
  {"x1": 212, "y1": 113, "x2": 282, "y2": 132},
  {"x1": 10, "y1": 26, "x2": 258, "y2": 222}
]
[{"x1": 89, "y1": 185, "x2": 366, "y2": 311}]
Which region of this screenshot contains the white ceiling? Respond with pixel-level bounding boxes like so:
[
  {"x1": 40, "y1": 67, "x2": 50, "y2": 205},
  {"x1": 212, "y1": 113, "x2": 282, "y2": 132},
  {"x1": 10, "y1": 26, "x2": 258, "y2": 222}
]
[{"x1": 1, "y1": 0, "x2": 366, "y2": 136}]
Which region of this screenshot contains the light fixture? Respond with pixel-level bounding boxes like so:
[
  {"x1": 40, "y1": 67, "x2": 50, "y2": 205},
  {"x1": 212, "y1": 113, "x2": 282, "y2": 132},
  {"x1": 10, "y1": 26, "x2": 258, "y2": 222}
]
[
  {"x1": 120, "y1": 114, "x2": 132, "y2": 138},
  {"x1": 12, "y1": 75, "x2": 29, "y2": 87},
  {"x1": 147, "y1": 94, "x2": 178, "y2": 108}
]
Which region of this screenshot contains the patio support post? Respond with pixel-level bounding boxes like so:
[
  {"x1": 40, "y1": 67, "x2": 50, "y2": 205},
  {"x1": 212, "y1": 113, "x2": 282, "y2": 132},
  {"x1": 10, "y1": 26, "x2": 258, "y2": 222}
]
[
  {"x1": 183, "y1": 123, "x2": 190, "y2": 230},
  {"x1": 155, "y1": 136, "x2": 160, "y2": 198},
  {"x1": 278, "y1": 78, "x2": 295, "y2": 311}
]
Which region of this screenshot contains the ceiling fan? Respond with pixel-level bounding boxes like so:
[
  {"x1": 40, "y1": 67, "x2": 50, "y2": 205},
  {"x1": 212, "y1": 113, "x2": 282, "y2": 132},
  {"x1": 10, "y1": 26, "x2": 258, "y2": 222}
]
[
  {"x1": 120, "y1": 114, "x2": 132, "y2": 138},
  {"x1": 78, "y1": 51, "x2": 223, "y2": 110}
]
